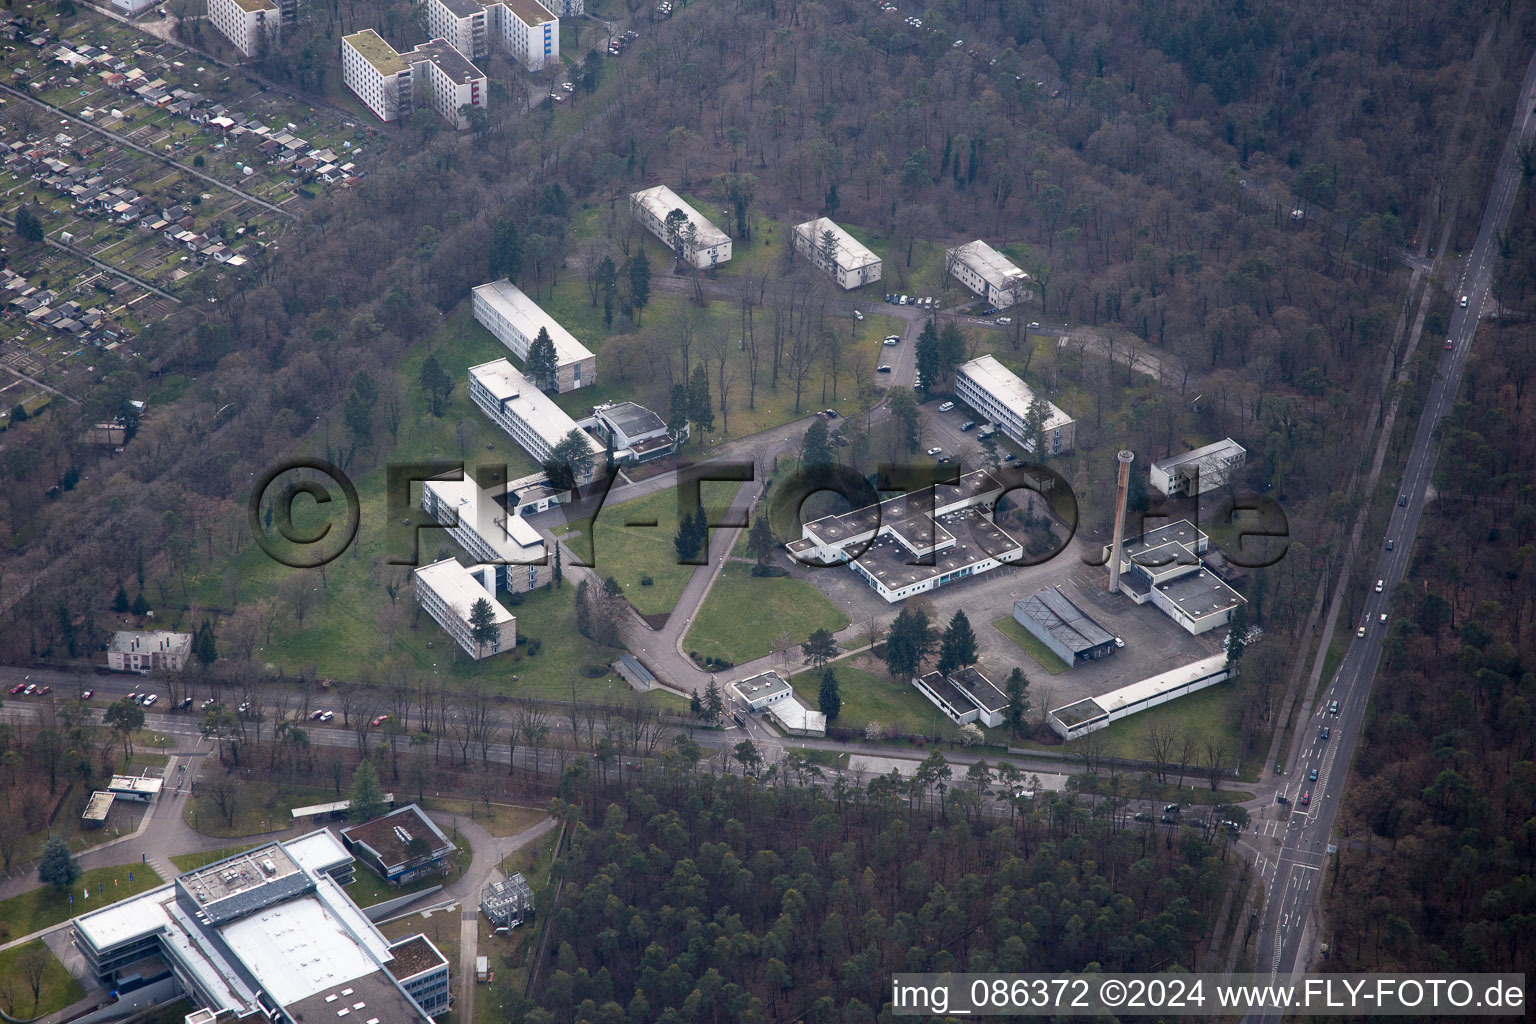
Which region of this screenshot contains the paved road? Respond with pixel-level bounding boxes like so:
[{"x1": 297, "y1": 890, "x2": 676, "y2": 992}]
[{"x1": 1245, "y1": 41, "x2": 1536, "y2": 1013}]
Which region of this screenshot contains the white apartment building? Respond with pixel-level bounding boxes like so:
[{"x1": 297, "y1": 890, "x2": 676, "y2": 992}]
[
  {"x1": 107, "y1": 630, "x2": 192, "y2": 673},
  {"x1": 414, "y1": 558, "x2": 516, "y2": 659},
  {"x1": 947, "y1": 239, "x2": 1032, "y2": 308},
  {"x1": 341, "y1": 30, "x2": 487, "y2": 130},
  {"x1": 420, "y1": 470, "x2": 551, "y2": 596},
  {"x1": 472, "y1": 280, "x2": 595, "y2": 391},
  {"x1": 1149, "y1": 438, "x2": 1247, "y2": 497},
  {"x1": 630, "y1": 186, "x2": 733, "y2": 269},
  {"x1": 954, "y1": 354, "x2": 1076, "y2": 456},
  {"x1": 468, "y1": 359, "x2": 601, "y2": 477},
  {"x1": 207, "y1": 0, "x2": 281, "y2": 57},
  {"x1": 792, "y1": 217, "x2": 882, "y2": 289},
  {"x1": 426, "y1": 0, "x2": 559, "y2": 68}
]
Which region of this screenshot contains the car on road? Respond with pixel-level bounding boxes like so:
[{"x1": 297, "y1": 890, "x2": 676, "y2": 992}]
[
  {"x1": 1028, "y1": 321, "x2": 1041, "y2": 329},
  {"x1": 1299, "y1": 791, "x2": 1311, "y2": 807},
  {"x1": 1328, "y1": 700, "x2": 1340, "y2": 715},
  {"x1": 1374, "y1": 579, "x2": 1384, "y2": 592},
  {"x1": 371, "y1": 714, "x2": 390, "y2": 727},
  {"x1": 877, "y1": 364, "x2": 892, "y2": 373},
  {"x1": 1276, "y1": 794, "x2": 1289, "y2": 805},
  {"x1": 1386, "y1": 539, "x2": 1395, "y2": 550},
  {"x1": 1133, "y1": 812, "x2": 1152, "y2": 822},
  {"x1": 1445, "y1": 337, "x2": 1454, "y2": 350},
  {"x1": 938, "y1": 401, "x2": 955, "y2": 412},
  {"x1": 1398, "y1": 494, "x2": 1408, "y2": 506},
  {"x1": 1320, "y1": 727, "x2": 1330, "y2": 739},
  {"x1": 926, "y1": 447, "x2": 943, "y2": 456},
  {"x1": 1379, "y1": 612, "x2": 1388, "y2": 623},
  {"x1": 1309, "y1": 768, "x2": 1319, "y2": 781},
  {"x1": 142, "y1": 694, "x2": 157, "y2": 707},
  {"x1": 1460, "y1": 294, "x2": 1469, "y2": 307},
  {"x1": 1357, "y1": 625, "x2": 1367, "y2": 637},
  {"x1": 995, "y1": 316, "x2": 1011, "y2": 324},
  {"x1": 883, "y1": 335, "x2": 901, "y2": 345},
  {"x1": 81, "y1": 690, "x2": 93, "y2": 700}
]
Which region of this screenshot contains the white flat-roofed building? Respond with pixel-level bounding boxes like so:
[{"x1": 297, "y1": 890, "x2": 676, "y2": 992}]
[
  {"x1": 467, "y1": 359, "x2": 601, "y2": 473},
  {"x1": 630, "y1": 185, "x2": 733, "y2": 268},
  {"x1": 107, "y1": 774, "x2": 163, "y2": 802},
  {"x1": 591, "y1": 400, "x2": 684, "y2": 463},
  {"x1": 948, "y1": 667, "x2": 1010, "y2": 728},
  {"x1": 954, "y1": 354, "x2": 1076, "y2": 456},
  {"x1": 731, "y1": 670, "x2": 792, "y2": 710},
  {"x1": 414, "y1": 557, "x2": 516, "y2": 659},
  {"x1": 947, "y1": 239, "x2": 1032, "y2": 308},
  {"x1": 107, "y1": 629, "x2": 192, "y2": 672},
  {"x1": 793, "y1": 217, "x2": 882, "y2": 289},
  {"x1": 1149, "y1": 438, "x2": 1247, "y2": 497},
  {"x1": 207, "y1": 0, "x2": 280, "y2": 57},
  {"x1": 342, "y1": 30, "x2": 487, "y2": 130},
  {"x1": 420, "y1": 470, "x2": 552, "y2": 596},
  {"x1": 1102, "y1": 519, "x2": 1244, "y2": 634},
  {"x1": 768, "y1": 697, "x2": 827, "y2": 737},
  {"x1": 914, "y1": 671, "x2": 980, "y2": 725},
  {"x1": 1048, "y1": 654, "x2": 1234, "y2": 740},
  {"x1": 71, "y1": 832, "x2": 447, "y2": 1022},
  {"x1": 427, "y1": 0, "x2": 559, "y2": 68},
  {"x1": 472, "y1": 280, "x2": 595, "y2": 392}
]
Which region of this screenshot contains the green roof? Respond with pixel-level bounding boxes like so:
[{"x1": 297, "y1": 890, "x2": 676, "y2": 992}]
[
  {"x1": 228, "y1": 0, "x2": 278, "y2": 12},
  {"x1": 344, "y1": 29, "x2": 407, "y2": 76}
]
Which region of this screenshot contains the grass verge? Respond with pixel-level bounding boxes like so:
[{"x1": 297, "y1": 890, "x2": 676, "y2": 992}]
[
  {"x1": 0, "y1": 941, "x2": 85, "y2": 1019},
  {"x1": 683, "y1": 562, "x2": 849, "y2": 664},
  {"x1": 991, "y1": 615, "x2": 1071, "y2": 674}
]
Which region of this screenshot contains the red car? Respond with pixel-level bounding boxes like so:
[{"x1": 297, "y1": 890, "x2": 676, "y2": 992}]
[
  {"x1": 37, "y1": 685, "x2": 50, "y2": 695},
  {"x1": 1299, "y1": 791, "x2": 1311, "y2": 807},
  {"x1": 1445, "y1": 338, "x2": 1454, "y2": 350},
  {"x1": 81, "y1": 690, "x2": 94, "y2": 700},
  {"x1": 370, "y1": 714, "x2": 390, "y2": 728},
  {"x1": 7, "y1": 683, "x2": 23, "y2": 695}
]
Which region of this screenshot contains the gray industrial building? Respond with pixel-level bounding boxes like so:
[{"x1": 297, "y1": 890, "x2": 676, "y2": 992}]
[{"x1": 1012, "y1": 587, "x2": 1118, "y2": 665}]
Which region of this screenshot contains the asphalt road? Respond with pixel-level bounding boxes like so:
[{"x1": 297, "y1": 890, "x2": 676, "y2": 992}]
[{"x1": 1246, "y1": 43, "x2": 1536, "y2": 1010}]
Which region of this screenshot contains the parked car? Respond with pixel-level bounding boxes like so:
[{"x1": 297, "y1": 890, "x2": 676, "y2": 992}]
[
  {"x1": 8, "y1": 684, "x2": 23, "y2": 695},
  {"x1": 1133, "y1": 812, "x2": 1152, "y2": 822},
  {"x1": 876, "y1": 364, "x2": 893, "y2": 373},
  {"x1": 371, "y1": 714, "x2": 390, "y2": 727},
  {"x1": 938, "y1": 401, "x2": 955, "y2": 412},
  {"x1": 1160, "y1": 814, "x2": 1177, "y2": 824},
  {"x1": 23, "y1": 683, "x2": 36, "y2": 695},
  {"x1": 201, "y1": 698, "x2": 216, "y2": 710},
  {"x1": 142, "y1": 694, "x2": 157, "y2": 707},
  {"x1": 1028, "y1": 321, "x2": 1041, "y2": 329},
  {"x1": 320, "y1": 710, "x2": 334, "y2": 721},
  {"x1": 125, "y1": 692, "x2": 139, "y2": 702},
  {"x1": 883, "y1": 335, "x2": 901, "y2": 345},
  {"x1": 178, "y1": 696, "x2": 194, "y2": 710},
  {"x1": 1113, "y1": 635, "x2": 1125, "y2": 648},
  {"x1": 852, "y1": 310, "x2": 864, "y2": 320},
  {"x1": 1002, "y1": 452, "x2": 1016, "y2": 461},
  {"x1": 823, "y1": 409, "x2": 838, "y2": 418},
  {"x1": 310, "y1": 709, "x2": 326, "y2": 720},
  {"x1": 237, "y1": 701, "x2": 250, "y2": 714},
  {"x1": 81, "y1": 690, "x2": 93, "y2": 700},
  {"x1": 1164, "y1": 803, "x2": 1181, "y2": 813},
  {"x1": 960, "y1": 420, "x2": 977, "y2": 431},
  {"x1": 926, "y1": 447, "x2": 943, "y2": 456},
  {"x1": 995, "y1": 316, "x2": 1011, "y2": 324}
]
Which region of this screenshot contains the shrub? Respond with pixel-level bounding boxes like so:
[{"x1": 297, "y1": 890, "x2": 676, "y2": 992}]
[
  {"x1": 504, "y1": 591, "x2": 525, "y2": 606},
  {"x1": 527, "y1": 638, "x2": 542, "y2": 656},
  {"x1": 578, "y1": 664, "x2": 607, "y2": 678},
  {"x1": 751, "y1": 565, "x2": 788, "y2": 577},
  {"x1": 639, "y1": 576, "x2": 654, "y2": 586}
]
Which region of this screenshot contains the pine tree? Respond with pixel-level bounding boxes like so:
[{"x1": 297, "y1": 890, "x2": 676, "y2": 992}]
[
  {"x1": 801, "y1": 628, "x2": 838, "y2": 668},
  {"x1": 195, "y1": 619, "x2": 218, "y2": 665},
  {"x1": 552, "y1": 543, "x2": 563, "y2": 588},
  {"x1": 527, "y1": 327, "x2": 559, "y2": 392},
  {"x1": 131, "y1": 592, "x2": 149, "y2": 616},
  {"x1": 38, "y1": 835, "x2": 79, "y2": 891},
  {"x1": 347, "y1": 759, "x2": 387, "y2": 823},
  {"x1": 801, "y1": 417, "x2": 833, "y2": 469},
  {"x1": 818, "y1": 667, "x2": 841, "y2": 721},
  {"x1": 1003, "y1": 667, "x2": 1031, "y2": 738},
  {"x1": 914, "y1": 319, "x2": 941, "y2": 394},
  {"x1": 112, "y1": 585, "x2": 130, "y2": 613},
  {"x1": 747, "y1": 513, "x2": 776, "y2": 566},
  {"x1": 689, "y1": 689, "x2": 703, "y2": 718},
  {"x1": 468, "y1": 596, "x2": 501, "y2": 657},
  {"x1": 701, "y1": 678, "x2": 725, "y2": 723},
  {"x1": 1226, "y1": 603, "x2": 1249, "y2": 669},
  {"x1": 883, "y1": 605, "x2": 936, "y2": 680},
  {"x1": 668, "y1": 384, "x2": 691, "y2": 440},
  {"x1": 629, "y1": 247, "x2": 651, "y2": 324},
  {"x1": 936, "y1": 610, "x2": 978, "y2": 676},
  {"x1": 1026, "y1": 393, "x2": 1050, "y2": 458},
  {"x1": 688, "y1": 363, "x2": 714, "y2": 433}
]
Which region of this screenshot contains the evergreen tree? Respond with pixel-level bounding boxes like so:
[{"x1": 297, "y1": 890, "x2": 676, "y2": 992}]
[
  {"x1": 37, "y1": 835, "x2": 79, "y2": 892},
  {"x1": 701, "y1": 678, "x2": 725, "y2": 723},
  {"x1": 130, "y1": 592, "x2": 149, "y2": 616},
  {"x1": 543, "y1": 429, "x2": 595, "y2": 490},
  {"x1": 801, "y1": 417, "x2": 833, "y2": 469},
  {"x1": 489, "y1": 218, "x2": 523, "y2": 280},
  {"x1": 668, "y1": 384, "x2": 691, "y2": 440},
  {"x1": 419, "y1": 354, "x2": 454, "y2": 418},
  {"x1": 347, "y1": 759, "x2": 388, "y2": 823},
  {"x1": 1003, "y1": 667, "x2": 1031, "y2": 737},
  {"x1": 889, "y1": 387, "x2": 921, "y2": 452},
  {"x1": 688, "y1": 363, "x2": 714, "y2": 433},
  {"x1": 674, "y1": 506, "x2": 707, "y2": 561},
  {"x1": 527, "y1": 327, "x2": 559, "y2": 391},
  {"x1": 112, "y1": 585, "x2": 130, "y2": 613},
  {"x1": 552, "y1": 542, "x2": 563, "y2": 588},
  {"x1": 629, "y1": 247, "x2": 651, "y2": 324},
  {"x1": 341, "y1": 371, "x2": 376, "y2": 462},
  {"x1": 1025, "y1": 393, "x2": 1050, "y2": 458},
  {"x1": 914, "y1": 319, "x2": 941, "y2": 394},
  {"x1": 14, "y1": 205, "x2": 44, "y2": 243},
  {"x1": 747, "y1": 513, "x2": 776, "y2": 566},
  {"x1": 801, "y1": 628, "x2": 838, "y2": 668},
  {"x1": 818, "y1": 667, "x2": 841, "y2": 721},
  {"x1": 937, "y1": 322, "x2": 967, "y2": 383},
  {"x1": 883, "y1": 605, "x2": 936, "y2": 680},
  {"x1": 1225, "y1": 603, "x2": 1249, "y2": 669},
  {"x1": 689, "y1": 689, "x2": 703, "y2": 718},
  {"x1": 468, "y1": 596, "x2": 501, "y2": 657},
  {"x1": 194, "y1": 619, "x2": 218, "y2": 665},
  {"x1": 936, "y1": 610, "x2": 978, "y2": 675}
]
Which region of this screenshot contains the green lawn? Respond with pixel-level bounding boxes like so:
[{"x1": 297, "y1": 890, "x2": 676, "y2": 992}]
[
  {"x1": 683, "y1": 562, "x2": 849, "y2": 664},
  {"x1": 0, "y1": 941, "x2": 85, "y2": 1019},
  {"x1": 419, "y1": 799, "x2": 549, "y2": 838},
  {"x1": 170, "y1": 843, "x2": 261, "y2": 872},
  {"x1": 991, "y1": 615, "x2": 1072, "y2": 674},
  {"x1": 789, "y1": 747, "x2": 849, "y2": 769},
  {"x1": 562, "y1": 480, "x2": 743, "y2": 618},
  {"x1": 0, "y1": 863, "x2": 164, "y2": 938},
  {"x1": 788, "y1": 659, "x2": 966, "y2": 741},
  {"x1": 345, "y1": 847, "x2": 471, "y2": 909},
  {"x1": 1061, "y1": 680, "x2": 1241, "y2": 761},
  {"x1": 186, "y1": 782, "x2": 336, "y2": 839}
]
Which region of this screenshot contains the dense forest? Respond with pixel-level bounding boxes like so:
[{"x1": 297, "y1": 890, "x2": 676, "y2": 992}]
[
  {"x1": 1324, "y1": 316, "x2": 1536, "y2": 973},
  {"x1": 2, "y1": 0, "x2": 1532, "y2": 674},
  {"x1": 504, "y1": 763, "x2": 1242, "y2": 1023}
]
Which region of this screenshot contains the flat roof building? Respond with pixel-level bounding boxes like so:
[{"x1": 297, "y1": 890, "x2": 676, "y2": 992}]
[
  {"x1": 341, "y1": 29, "x2": 487, "y2": 130},
  {"x1": 420, "y1": 469, "x2": 553, "y2": 598},
  {"x1": 426, "y1": 0, "x2": 559, "y2": 70},
  {"x1": 793, "y1": 217, "x2": 882, "y2": 290},
  {"x1": 731, "y1": 670, "x2": 793, "y2": 710},
  {"x1": 413, "y1": 557, "x2": 516, "y2": 659},
  {"x1": 630, "y1": 185, "x2": 733, "y2": 269},
  {"x1": 206, "y1": 0, "x2": 280, "y2": 57},
  {"x1": 914, "y1": 671, "x2": 980, "y2": 725},
  {"x1": 947, "y1": 239, "x2": 1032, "y2": 308},
  {"x1": 472, "y1": 280, "x2": 596, "y2": 392},
  {"x1": 948, "y1": 666, "x2": 1010, "y2": 728},
  {"x1": 107, "y1": 629, "x2": 191, "y2": 673},
  {"x1": 1012, "y1": 587, "x2": 1118, "y2": 666},
  {"x1": 590, "y1": 400, "x2": 684, "y2": 463},
  {"x1": 467, "y1": 358, "x2": 601, "y2": 470},
  {"x1": 1048, "y1": 653, "x2": 1234, "y2": 740},
  {"x1": 954, "y1": 354, "x2": 1076, "y2": 456},
  {"x1": 768, "y1": 697, "x2": 827, "y2": 737},
  {"x1": 787, "y1": 469, "x2": 1025, "y2": 603},
  {"x1": 107, "y1": 774, "x2": 164, "y2": 802},
  {"x1": 71, "y1": 830, "x2": 448, "y2": 1021},
  {"x1": 1102, "y1": 519, "x2": 1244, "y2": 634},
  {"x1": 1149, "y1": 438, "x2": 1247, "y2": 497},
  {"x1": 341, "y1": 804, "x2": 459, "y2": 886}
]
